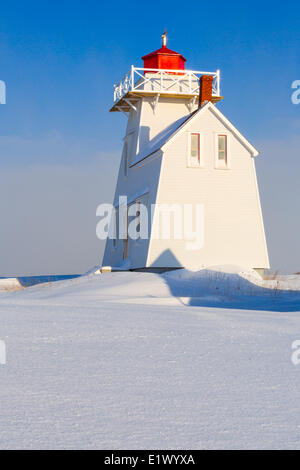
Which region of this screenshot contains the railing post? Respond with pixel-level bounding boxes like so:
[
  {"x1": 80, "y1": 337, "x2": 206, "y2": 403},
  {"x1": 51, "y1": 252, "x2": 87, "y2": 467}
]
[{"x1": 131, "y1": 65, "x2": 134, "y2": 91}]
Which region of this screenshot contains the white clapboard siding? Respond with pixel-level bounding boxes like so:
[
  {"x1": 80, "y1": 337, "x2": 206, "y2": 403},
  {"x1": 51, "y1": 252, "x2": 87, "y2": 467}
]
[
  {"x1": 147, "y1": 105, "x2": 269, "y2": 270},
  {"x1": 103, "y1": 97, "x2": 269, "y2": 271}
]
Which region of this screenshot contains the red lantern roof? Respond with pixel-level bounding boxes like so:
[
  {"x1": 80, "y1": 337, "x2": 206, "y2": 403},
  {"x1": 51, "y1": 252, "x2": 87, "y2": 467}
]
[{"x1": 142, "y1": 32, "x2": 186, "y2": 71}]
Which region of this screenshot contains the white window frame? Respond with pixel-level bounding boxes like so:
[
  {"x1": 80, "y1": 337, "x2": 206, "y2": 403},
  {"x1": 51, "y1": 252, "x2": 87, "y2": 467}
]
[
  {"x1": 214, "y1": 133, "x2": 231, "y2": 169},
  {"x1": 187, "y1": 132, "x2": 204, "y2": 168}
]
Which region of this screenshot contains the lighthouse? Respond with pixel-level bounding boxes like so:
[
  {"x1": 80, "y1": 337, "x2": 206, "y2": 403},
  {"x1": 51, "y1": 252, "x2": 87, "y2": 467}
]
[{"x1": 102, "y1": 33, "x2": 270, "y2": 274}]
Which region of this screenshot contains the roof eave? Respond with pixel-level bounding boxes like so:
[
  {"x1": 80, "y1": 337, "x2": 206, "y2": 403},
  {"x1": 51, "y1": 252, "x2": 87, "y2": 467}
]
[{"x1": 142, "y1": 48, "x2": 186, "y2": 62}]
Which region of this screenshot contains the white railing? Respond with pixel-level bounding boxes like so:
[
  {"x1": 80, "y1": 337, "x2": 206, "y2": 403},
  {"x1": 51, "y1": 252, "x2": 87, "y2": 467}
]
[{"x1": 113, "y1": 66, "x2": 221, "y2": 103}]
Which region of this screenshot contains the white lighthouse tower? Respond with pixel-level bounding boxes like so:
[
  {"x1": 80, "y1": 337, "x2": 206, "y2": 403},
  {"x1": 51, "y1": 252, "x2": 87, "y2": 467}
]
[{"x1": 102, "y1": 33, "x2": 269, "y2": 274}]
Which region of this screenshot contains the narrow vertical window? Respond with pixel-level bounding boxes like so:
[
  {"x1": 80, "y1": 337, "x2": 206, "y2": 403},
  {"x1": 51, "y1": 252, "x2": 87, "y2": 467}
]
[
  {"x1": 112, "y1": 208, "x2": 117, "y2": 248},
  {"x1": 122, "y1": 206, "x2": 128, "y2": 260},
  {"x1": 136, "y1": 200, "x2": 141, "y2": 239},
  {"x1": 218, "y1": 135, "x2": 227, "y2": 164},
  {"x1": 124, "y1": 143, "x2": 128, "y2": 177},
  {"x1": 190, "y1": 133, "x2": 200, "y2": 167}
]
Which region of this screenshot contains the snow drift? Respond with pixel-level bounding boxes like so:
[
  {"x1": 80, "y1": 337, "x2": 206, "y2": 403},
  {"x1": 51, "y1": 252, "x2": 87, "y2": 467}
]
[{"x1": 0, "y1": 266, "x2": 300, "y2": 449}]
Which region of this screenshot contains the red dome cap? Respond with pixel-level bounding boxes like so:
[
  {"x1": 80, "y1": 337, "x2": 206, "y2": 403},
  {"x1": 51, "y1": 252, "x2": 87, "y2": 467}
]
[{"x1": 142, "y1": 32, "x2": 186, "y2": 71}]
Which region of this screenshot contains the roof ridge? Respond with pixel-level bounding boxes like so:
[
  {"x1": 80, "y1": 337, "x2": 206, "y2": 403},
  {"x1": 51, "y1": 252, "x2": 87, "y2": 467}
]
[{"x1": 142, "y1": 46, "x2": 186, "y2": 61}]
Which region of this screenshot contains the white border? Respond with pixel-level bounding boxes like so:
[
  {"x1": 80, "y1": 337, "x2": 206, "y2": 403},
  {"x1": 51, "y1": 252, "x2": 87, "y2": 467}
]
[
  {"x1": 187, "y1": 132, "x2": 204, "y2": 168},
  {"x1": 214, "y1": 132, "x2": 231, "y2": 169}
]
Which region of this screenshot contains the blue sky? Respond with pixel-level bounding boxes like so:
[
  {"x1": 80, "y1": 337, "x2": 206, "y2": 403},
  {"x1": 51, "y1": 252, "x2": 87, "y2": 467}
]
[{"x1": 0, "y1": 0, "x2": 299, "y2": 274}]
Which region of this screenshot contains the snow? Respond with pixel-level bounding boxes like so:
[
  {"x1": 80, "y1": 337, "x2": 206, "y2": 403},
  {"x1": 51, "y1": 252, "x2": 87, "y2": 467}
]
[
  {"x1": 0, "y1": 266, "x2": 300, "y2": 449},
  {"x1": 0, "y1": 275, "x2": 80, "y2": 291},
  {"x1": 0, "y1": 278, "x2": 23, "y2": 291}
]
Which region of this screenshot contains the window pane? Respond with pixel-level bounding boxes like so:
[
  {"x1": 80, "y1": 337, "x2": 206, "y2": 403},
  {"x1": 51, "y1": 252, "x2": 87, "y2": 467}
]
[
  {"x1": 218, "y1": 135, "x2": 225, "y2": 150},
  {"x1": 218, "y1": 135, "x2": 227, "y2": 162},
  {"x1": 190, "y1": 134, "x2": 200, "y2": 162},
  {"x1": 218, "y1": 150, "x2": 225, "y2": 160}
]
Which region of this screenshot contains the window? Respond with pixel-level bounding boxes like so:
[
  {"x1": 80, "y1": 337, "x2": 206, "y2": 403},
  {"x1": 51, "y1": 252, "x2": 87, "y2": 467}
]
[
  {"x1": 122, "y1": 206, "x2": 128, "y2": 260},
  {"x1": 189, "y1": 133, "x2": 201, "y2": 167},
  {"x1": 124, "y1": 143, "x2": 128, "y2": 177},
  {"x1": 217, "y1": 135, "x2": 227, "y2": 165},
  {"x1": 128, "y1": 199, "x2": 141, "y2": 242},
  {"x1": 112, "y1": 208, "x2": 117, "y2": 249},
  {"x1": 136, "y1": 200, "x2": 141, "y2": 239},
  {"x1": 127, "y1": 194, "x2": 148, "y2": 243}
]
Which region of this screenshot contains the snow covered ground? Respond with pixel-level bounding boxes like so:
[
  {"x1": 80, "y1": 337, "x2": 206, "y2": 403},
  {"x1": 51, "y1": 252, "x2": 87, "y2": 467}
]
[{"x1": 0, "y1": 266, "x2": 300, "y2": 449}]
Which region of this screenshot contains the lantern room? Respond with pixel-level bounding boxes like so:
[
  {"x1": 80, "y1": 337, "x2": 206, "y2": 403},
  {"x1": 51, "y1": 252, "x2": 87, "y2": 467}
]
[
  {"x1": 110, "y1": 31, "x2": 222, "y2": 113},
  {"x1": 142, "y1": 31, "x2": 186, "y2": 71}
]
